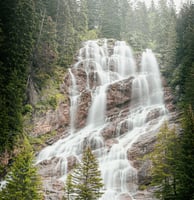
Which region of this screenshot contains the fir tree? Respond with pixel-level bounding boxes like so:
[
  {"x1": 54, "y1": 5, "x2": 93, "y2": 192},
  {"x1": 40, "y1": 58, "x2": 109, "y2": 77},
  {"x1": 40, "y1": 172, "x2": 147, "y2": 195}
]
[
  {"x1": 64, "y1": 147, "x2": 103, "y2": 200},
  {"x1": 176, "y1": 3, "x2": 194, "y2": 107},
  {"x1": 176, "y1": 106, "x2": 194, "y2": 199},
  {"x1": 100, "y1": 0, "x2": 121, "y2": 39},
  {"x1": 0, "y1": 0, "x2": 36, "y2": 153},
  {"x1": 64, "y1": 174, "x2": 74, "y2": 200},
  {"x1": 0, "y1": 137, "x2": 43, "y2": 200},
  {"x1": 86, "y1": 0, "x2": 101, "y2": 30},
  {"x1": 149, "y1": 123, "x2": 179, "y2": 199}
]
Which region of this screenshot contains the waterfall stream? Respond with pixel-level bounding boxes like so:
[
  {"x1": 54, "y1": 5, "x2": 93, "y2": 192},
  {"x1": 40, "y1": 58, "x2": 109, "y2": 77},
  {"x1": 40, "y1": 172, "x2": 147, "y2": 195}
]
[{"x1": 37, "y1": 40, "x2": 168, "y2": 200}]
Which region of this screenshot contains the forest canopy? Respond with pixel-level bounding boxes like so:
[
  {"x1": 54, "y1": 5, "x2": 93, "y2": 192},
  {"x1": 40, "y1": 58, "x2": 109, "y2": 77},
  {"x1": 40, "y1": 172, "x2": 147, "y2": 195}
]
[{"x1": 0, "y1": 0, "x2": 193, "y2": 199}]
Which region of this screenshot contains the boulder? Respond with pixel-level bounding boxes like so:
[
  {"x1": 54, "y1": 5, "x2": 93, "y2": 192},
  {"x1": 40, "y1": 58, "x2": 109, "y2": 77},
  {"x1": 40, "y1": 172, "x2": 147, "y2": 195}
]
[{"x1": 107, "y1": 77, "x2": 133, "y2": 111}]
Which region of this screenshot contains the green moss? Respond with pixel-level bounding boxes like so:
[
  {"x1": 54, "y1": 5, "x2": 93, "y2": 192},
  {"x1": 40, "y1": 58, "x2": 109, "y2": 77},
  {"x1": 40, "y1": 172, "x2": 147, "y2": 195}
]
[
  {"x1": 23, "y1": 104, "x2": 33, "y2": 114},
  {"x1": 29, "y1": 130, "x2": 57, "y2": 151},
  {"x1": 24, "y1": 66, "x2": 67, "y2": 152},
  {"x1": 139, "y1": 185, "x2": 148, "y2": 190},
  {"x1": 82, "y1": 29, "x2": 99, "y2": 41}
]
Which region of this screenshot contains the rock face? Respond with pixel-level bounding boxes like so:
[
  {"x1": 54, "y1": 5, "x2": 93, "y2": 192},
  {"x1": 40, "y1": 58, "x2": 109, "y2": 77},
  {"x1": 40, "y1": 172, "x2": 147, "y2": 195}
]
[
  {"x1": 106, "y1": 77, "x2": 133, "y2": 111},
  {"x1": 35, "y1": 39, "x2": 176, "y2": 200},
  {"x1": 32, "y1": 102, "x2": 70, "y2": 137}
]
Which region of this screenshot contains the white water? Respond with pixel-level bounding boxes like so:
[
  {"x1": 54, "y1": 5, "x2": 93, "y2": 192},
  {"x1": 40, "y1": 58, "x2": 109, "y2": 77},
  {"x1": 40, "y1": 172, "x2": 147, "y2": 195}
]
[
  {"x1": 68, "y1": 68, "x2": 79, "y2": 134},
  {"x1": 37, "y1": 40, "x2": 167, "y2": 199}
]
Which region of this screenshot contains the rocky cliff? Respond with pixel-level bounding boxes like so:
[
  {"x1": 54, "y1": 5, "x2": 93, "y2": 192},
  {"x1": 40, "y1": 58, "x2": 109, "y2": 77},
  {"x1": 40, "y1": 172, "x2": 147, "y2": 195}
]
[{"x1": 32, "y1": 39, "x2": 176, "y2": 200}]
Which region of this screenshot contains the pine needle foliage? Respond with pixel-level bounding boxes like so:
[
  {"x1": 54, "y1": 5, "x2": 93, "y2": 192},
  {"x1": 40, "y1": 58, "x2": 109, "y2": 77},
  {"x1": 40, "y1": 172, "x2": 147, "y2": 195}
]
[
  {"x1": 0, "y1": 137, "x2": 43, "y2": 200},
  {"x1": 64, "y1": 146, "x2": 103, "y2": 200},
  {"x1": 149, "y1": 123, "x2": 179, "y2": 199},
  {"x1": 177, "y1": 106, "x2": 194, "y2": 199}
]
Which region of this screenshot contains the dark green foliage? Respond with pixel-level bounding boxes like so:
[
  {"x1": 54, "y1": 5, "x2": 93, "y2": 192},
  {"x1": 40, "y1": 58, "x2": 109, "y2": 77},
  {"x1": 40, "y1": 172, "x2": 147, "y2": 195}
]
[
  {"x1": 118, "y1": 0, "x2": 130, "y2": 37},
  {"x1": 100, "y1": 0, "x2": 121, "y2": 39},
  {"x1": 0, "y1": 138, "x2": 43, "y2": 200},
  {"x1": 176, "y1": 3, "x2": 194, "y2": 107},
  {"x1": 86, "y1": 0, "x2": 101, "y2": 30},
  {"x1": 149, "y1": 123, "x2": 179, "y2": 199},
  {"x1": 55, "y1": 0, "x2": 76, "y2": 67},
  {"x1": 55, "y1": 0, "x2": 87, "y2": 67},
  {"x1": 176, "y1": 106, "x2": 194, "y2": 199},
  {"x1": 64, "y1": 174, "x2": 74, "y2": 200},
  {"x1": 31, "y1": 0, "x2": 88, "y2": 77},
  {"x1": 149, "y1": 107, "x2": 194, "y2": 199},
  {"x1": 31, "y1": 13, "x2": 58, "y2": 89},
  {"x1": 27, "y1": 0, "x2": 89, "y2": 105},
  {"x1": 126, "y1": 1, "x2": 150, "y2": 50},
  {"x1": 64, "y1": 147, "x2": 103, "y2": 200},
  {"x1": 0, "y1": 0, "x2": 35, "y2": 153}
]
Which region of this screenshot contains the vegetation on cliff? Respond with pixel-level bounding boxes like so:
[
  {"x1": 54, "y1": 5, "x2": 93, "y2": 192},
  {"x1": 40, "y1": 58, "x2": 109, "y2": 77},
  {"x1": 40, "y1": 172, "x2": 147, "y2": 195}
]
[
  {"x1": 0, "y1": 137, "x2": 42, "y2": 200},
  {"x1": 149, "y1": 106, "x2": 194, "y2": 199},
  {"x1": 0, "y1": 0, "x2": 193, "y2": 199}
]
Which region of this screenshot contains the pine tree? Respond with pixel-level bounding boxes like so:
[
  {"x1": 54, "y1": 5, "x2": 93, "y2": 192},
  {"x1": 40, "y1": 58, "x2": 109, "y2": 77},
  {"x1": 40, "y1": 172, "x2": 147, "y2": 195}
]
[
  {"x1": 129, "y1": 1, "x2": 149, "y2": 50},
  {"x1": 0, "y1": 138, "x2": 43, "y2": 200},
  {"x1": 118, "y1": 0, "x2": 130, "y2": 39},
  {"x1": 86, "y1": 0, "x2": 101, "y2": 30},
  {"x1": 176, "y1": 3, "x2": 194, "y2": 107},
  {"x1": 64, "y1": 174, "x2": 74, "y2": 200},
  {"x1": 64, "y1": 147, "x2": 103, "y2": 200},
  {"x1": 176, "y1": 106, "x2": 194, "y2": 199},
  {"x1": 0, "y1": 0, "x2": 36, "y2": 153},
  {"x1": 149, "y1": 123, "x2": 179, "y2": 199},
  {"x1": 100, "y1": 0, "x2": 121, "y2": 39}
]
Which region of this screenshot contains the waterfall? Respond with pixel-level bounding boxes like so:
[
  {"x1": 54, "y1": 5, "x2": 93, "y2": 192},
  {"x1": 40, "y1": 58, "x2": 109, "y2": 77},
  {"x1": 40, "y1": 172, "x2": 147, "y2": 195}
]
[
  {"x1": 68, "y1": 68, "x2": 79, "y2": 134},
  {"x1": 36, "y1": 40, "x2": 168, "y2": 200}
]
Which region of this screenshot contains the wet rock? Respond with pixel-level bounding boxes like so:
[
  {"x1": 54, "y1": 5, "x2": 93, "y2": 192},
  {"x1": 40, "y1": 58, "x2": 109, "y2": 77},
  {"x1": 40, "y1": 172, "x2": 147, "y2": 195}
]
[
  {"x1": 137, "y1": 160, "x2": 152, "y2": 186},
  {"x1": 133, "y1": 190, "x2": 156, "y2": 200},
  {"x1": 32, "y1": 103, "x2": 70, "y2": 137},
  {"x1": 67, "y1": 156, "x2": 77, "y2": 172},
  {"x1": 145, "y1": 108, "x2": 161, "y2": 123},
  {"x1": 43, "y1": 179, "x2": 65, "y2": 200},
  {"x1": 101, "y1": 123, "x2": 117, "y2": 139},
  {"x1": 127, "y1": 130, "x2": 157, "y2": 169},
  {"x1": 107, "y1": 77, "x2": 134, "y2": 111},
  {"x1": 164, "y1": 86, "x2": 176, "y2": 112},
  {"x1": 105, "y1": 138, "x2": 119, "y2": 149},
  {"x1": 75, "y1": 90, "x2": 92, "y2": 129},
  {"x1": 38, "y1": 157, "x2": 62, "y2": 178},
  {"x1": 72, "y1": 67, "x2": 88, "y2": 92},
  {"x1": 119, "y1": 193, "x2": 133, "y2": 200},
  {"x1": 89, "y1": 71, "x2": 102, "y2": 88}
]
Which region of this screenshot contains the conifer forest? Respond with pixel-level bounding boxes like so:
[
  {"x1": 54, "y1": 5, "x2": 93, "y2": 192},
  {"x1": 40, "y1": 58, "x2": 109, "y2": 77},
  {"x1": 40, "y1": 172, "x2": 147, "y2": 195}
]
[{"x1": 0, "y1": 0, "x2": 193, "y2": 199}]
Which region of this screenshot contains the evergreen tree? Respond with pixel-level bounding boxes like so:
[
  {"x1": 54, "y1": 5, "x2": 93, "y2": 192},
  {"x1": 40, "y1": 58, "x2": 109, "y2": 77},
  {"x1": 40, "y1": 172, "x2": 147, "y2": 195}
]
[
  {"x1": 118, "y1": 0, "x2": 130, "y2": 37},
  {"x1": 176, "y1": 3, "x2": 194, "y2": 107},
  {"x1": 31, "y1": 12, "x2": 58, "y2": 90},
  {"x1": 64, "y1": 147, "x2": 103, "y2": 200},
  {"x1": 0, "y1": 0, "x2": 36, "y2": 152},
  {"x1": 149, "y1": 110, "x2": 194, "y2": 200},
  {"x1": 147, "y1": 0, "x2": 158, "y2": 50},
  {"x1": 158, "y1": 0, "x2": 177, "y2": 77},
  {"x1": 55, "y1": 0, "x2": 87, "y2": 67},
  {"x1": 64, "y1": 174, "x2": 74, "y2": 200},
  {"x1": 0, "y1": 138, "x2": 43, "y2": 200},
  {"x1": 74, "y1": 0, "x2": 88, "y2": 41},
  {"x1": 86, "y1": 0, "x2": 101, "y2": 30},
  {"x1": 127, "y1": 1, "x2": 149, "y2": 50},
  {"x1": 149, "y1": 123, "x2": 179, "y2": 199},
  {"x1": 176, "y1": 106, "x2": 194, "y2": 199},
  {"x1": 100, "y1": 0, "x2": 121, "y2": 39}
]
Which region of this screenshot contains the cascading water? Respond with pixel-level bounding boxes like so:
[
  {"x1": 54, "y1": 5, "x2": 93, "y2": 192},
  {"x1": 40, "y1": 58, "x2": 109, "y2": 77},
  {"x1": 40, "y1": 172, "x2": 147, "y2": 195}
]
[
  {"x1": 68, "y1": 68, "x2": 79, "y2": 134},
  {"x1": 37, "y1": 39, "x2": 168, "y2": 200}
]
